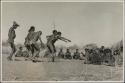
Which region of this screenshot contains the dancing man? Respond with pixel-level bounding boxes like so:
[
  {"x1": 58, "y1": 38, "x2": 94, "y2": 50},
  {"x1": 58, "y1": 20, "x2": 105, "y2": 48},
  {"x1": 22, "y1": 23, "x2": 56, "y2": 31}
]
[
  {"x1": 7, "y1": 21, "x2": 19, "y2": 61},
  {"x1": 46, "y1": 30, "x2": 71, "y2": 62},
  {"x1": 30, "y1": 31, "x2": 44, "y2": 62},
  {"x1": 24, "y1": 26, "x2": 35, "y2": 58}
]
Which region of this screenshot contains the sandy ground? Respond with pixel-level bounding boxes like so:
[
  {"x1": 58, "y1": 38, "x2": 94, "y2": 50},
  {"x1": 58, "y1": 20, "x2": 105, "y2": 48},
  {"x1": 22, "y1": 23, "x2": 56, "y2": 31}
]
[{"x1": 2, "y1": 53, "x2": 123, "y2": 82}]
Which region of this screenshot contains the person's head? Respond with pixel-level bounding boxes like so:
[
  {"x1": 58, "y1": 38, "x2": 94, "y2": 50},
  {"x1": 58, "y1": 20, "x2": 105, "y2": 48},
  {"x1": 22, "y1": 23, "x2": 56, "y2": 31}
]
[
  {"x1": 101, "y1": 46, "x2": 104, "y2": 49},
  {"x1": 52, "y1": 30, "x2": 57, "y2": 35},
  {"x1": 28, "y1": 26, "x2": 35, "y2": 32},
  {"x1": 67, "y1": 49, "x2": 69, "y2": 52},
  {"x1": 85, "y1": 48, "x2": 88, "y2": 52},
  {"x1": 38, "y1": 31, "x2": 42, "y2": 35},
  {"x1": 57, "y1": 31, "x2": 62, "y2": 36},
  {"x1": 76, "y1": 49, "x2": 79, "y2": 52},
  {"x1": 13, "y1": 21, "x2": 19, "y2": 29},
  {"x1": 19, "y1": 46, "x2": 23, "y2": 50}
]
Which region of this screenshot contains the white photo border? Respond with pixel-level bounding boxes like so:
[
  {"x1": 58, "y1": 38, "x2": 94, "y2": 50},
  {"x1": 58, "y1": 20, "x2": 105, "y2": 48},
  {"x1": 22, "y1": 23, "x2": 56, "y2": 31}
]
[{"x1": 0, "y1": 0, "x2": 124, "y2": 82}]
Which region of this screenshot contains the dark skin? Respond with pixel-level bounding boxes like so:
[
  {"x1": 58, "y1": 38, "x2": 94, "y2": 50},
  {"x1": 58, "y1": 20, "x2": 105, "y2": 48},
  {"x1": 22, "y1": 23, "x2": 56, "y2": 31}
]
[
  {"x1": 7, "y1": 25, "x2": 19, "y2": 61},
  {"x1": 24, "y1": 28, "x2": 35, "y2": 58},
  {"x1": 31, "y1": 31, "x2": 44, "y2": 60},
  {"x1": 54, "y1": 32, "x2": 71, "y2": 43},
  {"x1": 65, "y1": 49, "x2": 72, "y2": 59},
  {"x1": 46, "y1": 31, "x2": 71, "y2": 62}
]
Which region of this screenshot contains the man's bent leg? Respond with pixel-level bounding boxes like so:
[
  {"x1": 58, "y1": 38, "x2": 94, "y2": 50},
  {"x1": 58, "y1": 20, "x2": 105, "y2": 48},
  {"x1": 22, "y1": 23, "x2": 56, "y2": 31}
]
[{"x1": 32, "y1": 43, "x2": 40, "y2": 59}]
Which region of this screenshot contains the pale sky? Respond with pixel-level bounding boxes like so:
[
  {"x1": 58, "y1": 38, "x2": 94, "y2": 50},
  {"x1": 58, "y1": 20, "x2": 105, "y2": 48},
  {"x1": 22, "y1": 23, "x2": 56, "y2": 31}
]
[{"x1": 2, "y1": 2, "x2": 123, "y2": 47}]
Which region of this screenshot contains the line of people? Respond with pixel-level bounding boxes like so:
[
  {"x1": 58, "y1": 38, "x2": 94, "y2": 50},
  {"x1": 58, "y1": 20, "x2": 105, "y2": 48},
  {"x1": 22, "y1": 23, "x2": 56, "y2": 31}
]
[
  {"x1": 58, "y1": 48, "x2": 83, "y2": 60},
  {"x1": 7, "y1": 21, "x2": 71, "y2": 62},
  {"x1": 84, "y1": 46, "x2": 123, "y2": 66},
  {"x1": 7, "y1": 21, "x2": 122, "y2": 65}
]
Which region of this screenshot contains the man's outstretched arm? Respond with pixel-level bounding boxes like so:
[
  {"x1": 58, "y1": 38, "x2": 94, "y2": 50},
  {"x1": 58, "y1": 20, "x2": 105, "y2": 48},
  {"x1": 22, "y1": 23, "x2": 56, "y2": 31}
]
[{"x1": 59, "y1": 36, "x2": 71, "y2": 42}]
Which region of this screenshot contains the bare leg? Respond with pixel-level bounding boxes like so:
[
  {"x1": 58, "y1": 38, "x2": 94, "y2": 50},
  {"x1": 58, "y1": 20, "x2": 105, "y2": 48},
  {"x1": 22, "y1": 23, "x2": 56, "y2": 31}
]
[
  {"x1": 52, "y1": 53, "x2": 55, "y2": 62},
  {"x1": 31, "y1": 43, "x2": 40, "y2": 62},
  {"x1": 32, "y1": 50, "x2": 40, "y2": 59},
  {"x1": 25, "y1": 45, "x2": 33, "y2": 60},
  {"x1": 7, "y1": 42, "x2": 16, "y2": 61}
]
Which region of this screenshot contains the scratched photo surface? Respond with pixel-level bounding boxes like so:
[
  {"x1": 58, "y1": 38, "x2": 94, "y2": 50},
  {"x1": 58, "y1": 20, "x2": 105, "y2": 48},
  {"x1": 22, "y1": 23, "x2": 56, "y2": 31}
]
[{"x1": 1, "y1": 2, "x2": 123, "y2": 81}]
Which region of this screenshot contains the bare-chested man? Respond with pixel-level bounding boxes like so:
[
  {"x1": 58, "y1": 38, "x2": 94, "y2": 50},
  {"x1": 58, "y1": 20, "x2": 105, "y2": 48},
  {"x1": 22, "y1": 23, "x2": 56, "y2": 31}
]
[
  {"x1": 30, "y1": 31, "x2": 44, "y2": 62},
  {"x1": 7, "y1": 21, "x2": 19, "y2": 61},
  {"x1": 24, "y1": 26, "x2": 35, "y2": 58},
  {"x1": 46, "y1": 30, "x2": 71, "y2": 62}
]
